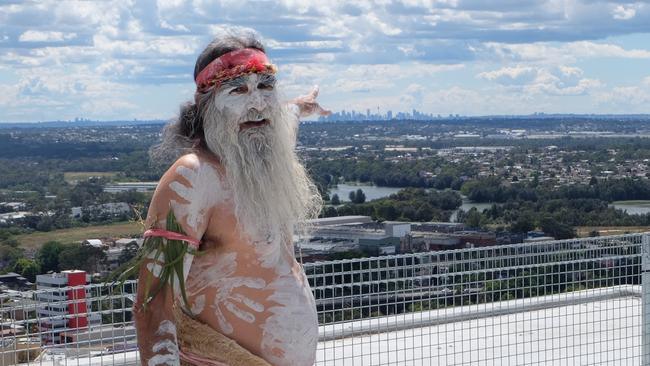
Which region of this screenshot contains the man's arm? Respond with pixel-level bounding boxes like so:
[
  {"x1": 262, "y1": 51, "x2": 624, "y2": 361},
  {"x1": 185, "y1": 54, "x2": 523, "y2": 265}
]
[
  {"x1": 135, "y1": 261, "x2": 179, "y2": 365},
  {"x1": 134, "y1": 154, "x2": 214, "y2": 365}
]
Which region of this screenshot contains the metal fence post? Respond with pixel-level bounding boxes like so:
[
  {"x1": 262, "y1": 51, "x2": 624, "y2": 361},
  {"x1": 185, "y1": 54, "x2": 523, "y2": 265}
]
[{"x1": 643, "y1": 233, "x2": 650, "y2": 366}]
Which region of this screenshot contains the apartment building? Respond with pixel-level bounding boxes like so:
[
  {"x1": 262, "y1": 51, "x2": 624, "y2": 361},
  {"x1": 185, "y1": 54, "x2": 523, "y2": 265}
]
[{"x1": 35, "y1": 270, "x2": 101, "y2": 344}]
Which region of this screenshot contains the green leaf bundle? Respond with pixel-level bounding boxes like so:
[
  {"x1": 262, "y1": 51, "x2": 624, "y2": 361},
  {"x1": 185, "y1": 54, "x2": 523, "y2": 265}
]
[{"x1": 113, "y1": 210, "x2": 196, "y2": 313}]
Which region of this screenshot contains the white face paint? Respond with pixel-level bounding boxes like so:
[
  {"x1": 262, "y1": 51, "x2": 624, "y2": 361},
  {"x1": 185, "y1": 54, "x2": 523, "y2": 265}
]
[
  {"x1": 169, "y1": 161, "x2": 228, "y2": 234},
  {"x1": 187, "y1": 252, "x2": 266, "y2": 333},
  {"x1": 149, "y1": 320, "x2": 179, "y2": 366},
  {"x1": 211, "y1": 73, "x2": 278, "y2": 131}
]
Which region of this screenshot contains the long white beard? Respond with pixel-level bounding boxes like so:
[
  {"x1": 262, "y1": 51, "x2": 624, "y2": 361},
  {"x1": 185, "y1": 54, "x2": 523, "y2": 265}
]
[{"x1": 202, "y1": 102, "x2": 321, "y2": 247}]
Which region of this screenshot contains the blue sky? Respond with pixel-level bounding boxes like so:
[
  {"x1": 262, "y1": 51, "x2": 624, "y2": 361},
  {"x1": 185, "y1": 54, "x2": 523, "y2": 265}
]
[{"x1": 1, "y1": 0, "x2": 650, "y2": 122}]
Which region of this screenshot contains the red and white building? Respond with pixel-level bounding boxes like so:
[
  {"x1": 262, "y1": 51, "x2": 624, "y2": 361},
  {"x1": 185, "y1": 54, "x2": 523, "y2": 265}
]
[{"x1": 35, "y1": 270, "x2": 101, "y2": 344}]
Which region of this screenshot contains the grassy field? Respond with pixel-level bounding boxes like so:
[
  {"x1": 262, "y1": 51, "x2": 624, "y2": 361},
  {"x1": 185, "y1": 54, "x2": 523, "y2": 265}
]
[
  {"x1": 63, "y1": 172, "x2": 119, "y2": 183},
  {"x1": 14, "y1": 221, "x2": 143, "y2": 252},
  {"x1": 576, "y1": 226, "x2": 650, "y2": 237}
]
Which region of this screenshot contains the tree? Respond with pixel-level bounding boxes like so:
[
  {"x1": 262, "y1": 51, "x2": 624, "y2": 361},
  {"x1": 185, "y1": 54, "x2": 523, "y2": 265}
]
[
  {"x1": 330, "y1": 194, "x2": 340, "y2": 205},
  {"x1": 415, "y1": 203, "x2": 434, "y2": 221},
  {"x1": 510, "y1": 212, "x2": 535, "y2": 233},
  {"x1": 13, "y1": 258, "x2": 40, "y2": 282},
  {"x1": 117, "y1": 242, "x2": 140, "y2": 265},
  {"x1": 375, "y1": 202, "x2": 398, "y2": 221},
  {"x1": 321, "y1": 206, "x2": 338, "y2": 217},
  {"x1": 0, "y1": 243, "x2": 24, "y2": 274},
  {"x1": 354, "y1": 189, "x2": 366, "y2": 204},
  {"x1": 348, "y1": 190, "x2": 356, "y2": 202},
  {"x1": 539, "y1": 216, "x2": 576, "y2": 240},
  {"x1": 58, "y1": 245, "x2": 106, "y2": 273},
  {"x1": 464, "y1": 208, "x2": 483, "y2": 228},
  {"x1": 531, "y1": 173, "x2": 539, "y2": 188},
  {"x1": 38, "y1": 241, "x2": 65, "y2": 273}
]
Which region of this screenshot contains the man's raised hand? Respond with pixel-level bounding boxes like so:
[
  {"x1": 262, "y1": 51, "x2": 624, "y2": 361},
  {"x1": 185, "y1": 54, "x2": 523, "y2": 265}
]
[{"x1": 292, "y1": 85, "x2": 332, "y2": 118}]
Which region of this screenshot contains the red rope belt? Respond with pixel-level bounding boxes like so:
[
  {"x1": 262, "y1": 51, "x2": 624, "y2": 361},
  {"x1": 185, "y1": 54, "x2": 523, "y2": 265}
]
[{"x1": 143, "y1": 229, "x2": 201, "y2": 248}]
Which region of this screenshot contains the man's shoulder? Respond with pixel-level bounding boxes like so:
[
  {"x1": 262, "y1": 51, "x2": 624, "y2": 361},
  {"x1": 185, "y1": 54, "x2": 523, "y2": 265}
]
[
  {"x1": 148, "y1": 152, "x2": 227, "y2": 225},
  {"x1": 154, "y1": 152, "x2": 225, "y2": 199},
  {"x1": 164, "y1": 152, "x2": 223, "y2": 180},
  {"x1": 173, "y1": 152, "x2": 220, "y2": 170}
]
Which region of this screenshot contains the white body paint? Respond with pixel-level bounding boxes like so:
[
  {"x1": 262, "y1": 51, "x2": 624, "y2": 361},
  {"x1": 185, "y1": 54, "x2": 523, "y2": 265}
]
[
  {"x1": 146, "y1": 262, "x2": 163, "y2": 278},
  {"x1": 190, "y1": 293, "x2": 205, "y2": 315},
  {"x1": 169, "y1": 162, "x2": 228, "y2": 234},
  {"x1": 148, "y1": 320, "x2": 179, "y2": 366},
  {"x1": 260, "y1": 272, "x2": 319, "y2": 366},
  {"x1": 252, "y1": 229, "x2": 291, "y2": 276},
  {"x1": 145, "y1": 251, "x2": 165, "y2": 278},
  {"x1": 168, "y1": 161, "x2": 230, "y2": 296},
  {"x1": 187, "y1": 252, "x2": 266, "y2": 334}
]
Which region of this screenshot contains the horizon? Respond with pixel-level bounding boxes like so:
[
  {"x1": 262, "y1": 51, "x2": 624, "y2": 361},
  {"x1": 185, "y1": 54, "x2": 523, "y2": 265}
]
[
  {"x1": 6, "y1": 111, "x2": 650, "y2": 126},
  {"x1": 1, "y1": 1, "x2": 650, "y2": 122}
]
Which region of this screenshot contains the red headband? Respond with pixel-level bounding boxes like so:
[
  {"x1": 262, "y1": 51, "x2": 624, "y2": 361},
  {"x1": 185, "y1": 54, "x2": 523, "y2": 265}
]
[{"x1": 195, "y1": 48, "x2": 277, "y2": 93}]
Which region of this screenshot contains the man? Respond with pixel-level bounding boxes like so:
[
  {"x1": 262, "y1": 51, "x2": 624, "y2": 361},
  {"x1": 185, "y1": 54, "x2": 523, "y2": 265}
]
[{"x1": 134, "y1": 28, "x2": 329, "y2": 366}]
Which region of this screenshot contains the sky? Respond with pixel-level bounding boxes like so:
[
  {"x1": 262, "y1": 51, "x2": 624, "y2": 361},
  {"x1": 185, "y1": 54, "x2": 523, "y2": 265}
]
[{"x1": 1, "y1": 0, "x2": 650, "y2": 122}]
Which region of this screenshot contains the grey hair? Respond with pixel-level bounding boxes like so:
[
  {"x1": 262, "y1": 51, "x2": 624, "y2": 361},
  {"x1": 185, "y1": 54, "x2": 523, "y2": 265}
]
[{"x1": 150, "y1": 27, "x2": 266, "y2": 164}]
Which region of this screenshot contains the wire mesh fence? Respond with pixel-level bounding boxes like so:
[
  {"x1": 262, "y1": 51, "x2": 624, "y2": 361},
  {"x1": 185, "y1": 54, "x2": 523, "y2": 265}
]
[
  {"x1": 1, "y1": 280, "x2": 139, "y2": 365},
  {"x1": 0, "y1": 233, "x2": 647, "y2": 365},
  {"x1": 308, "y1": 233, "x2": 645, "y2": 365}
]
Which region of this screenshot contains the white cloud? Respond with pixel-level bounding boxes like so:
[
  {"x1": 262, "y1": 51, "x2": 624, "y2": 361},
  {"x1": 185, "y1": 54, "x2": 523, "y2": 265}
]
[
  {"x1": 612, "y1": 5, "x2": 636, "y2": 20},
  {"x1": 96, "y1": 60, "x2": 146, "y2": 78},
  {"x1": 19, "y1": 30, "x2": 77, "y2": 42},
  {"x1": 479, "y1": 65, "x2": 601, "y2": 96},
  {"x1": 159, "y1": 19, "x2": 190, "y2": 32},
  {"x1": 596, "y1": 86, "x2": 650, "y2": 107},
  {"x1": 483, "y1": 41, "x2": 650, "y2": 65},
  {"x1": 266, "y1": 40, "x2": 344, "y2": 50},
  {"x1": 156, "y1": 0, "x2": 186, "y2": 12},
  {"x1": 400, "y1": 83, "x2": 426, "y2": 106},
  {"x1": 398, "y1": 45, "x2": 424, "y2": 57},
  {"x1": 92, "y1": 34, "x2": 198, "y2": 56},
  {"x1": 567, "y1": 42, "x2": 650, "y2": 59},
  {"x1": 365, "y1": 13, "x2": 402, "y2": 36},
  {"x1": 478, "y1": 66, "x2": 537, "y2": 85}
]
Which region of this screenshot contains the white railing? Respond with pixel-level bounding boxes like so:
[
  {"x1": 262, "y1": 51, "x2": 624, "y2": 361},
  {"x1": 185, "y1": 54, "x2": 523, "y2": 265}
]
[{"x1": 0, "y1": 233, "x2": 647, "y2": 365}]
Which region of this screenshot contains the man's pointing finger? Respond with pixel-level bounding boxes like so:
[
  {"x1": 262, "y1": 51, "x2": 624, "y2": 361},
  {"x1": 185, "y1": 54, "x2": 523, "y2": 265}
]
[{"x1": 309, "y1": 85, "x2": 319, "y2": 99}]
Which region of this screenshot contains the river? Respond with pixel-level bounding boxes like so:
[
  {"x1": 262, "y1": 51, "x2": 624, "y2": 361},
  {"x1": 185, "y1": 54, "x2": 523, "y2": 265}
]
[
  {"x1": 611, "y1": 201, "x2": 650, "y2": 215},
  {"x1": 449, "y1": 201, "x2": 495, "y2": 223},
  {"x1": 329, "y1": 183, "x2": 402, "y2": 202},
  {"x1": 329, "y1": 184, "x2": 496, "y2": 223}
]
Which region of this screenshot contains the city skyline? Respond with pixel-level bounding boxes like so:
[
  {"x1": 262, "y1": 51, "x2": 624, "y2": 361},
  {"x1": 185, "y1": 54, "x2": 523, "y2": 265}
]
[
  {"x1": 1, "y1": 1, "x2": 650, "y2": 122},
  {"x1": 5, "y1": 108, "x2": 650, "y2": 127}
]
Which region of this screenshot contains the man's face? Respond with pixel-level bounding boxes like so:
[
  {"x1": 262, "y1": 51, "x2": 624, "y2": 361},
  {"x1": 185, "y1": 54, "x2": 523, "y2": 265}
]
[{"x1": 211, "y1": 73, "x2": 279, "y2": 133}]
